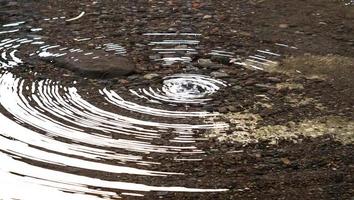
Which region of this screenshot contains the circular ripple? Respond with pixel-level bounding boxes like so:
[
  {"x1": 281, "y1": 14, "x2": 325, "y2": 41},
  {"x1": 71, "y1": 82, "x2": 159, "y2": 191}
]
[
  {"x1": 0, "y1": 70, "x2": 228, "y2": 199},
  {"x1": 0, "y1": 13, "x2": 229, "y2": 199},
  {"x1": 130, "y1": 74, "x2": 228, "y2": 105}
]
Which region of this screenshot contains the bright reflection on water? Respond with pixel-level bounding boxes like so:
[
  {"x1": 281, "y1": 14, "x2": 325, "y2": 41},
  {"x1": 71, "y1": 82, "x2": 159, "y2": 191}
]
[
  {"x1": 0, "y1": 5, "x2": 302, "y2": 197},
  {"x1": 345, "y1": 0, "x2": 354, "y2": 5},
  {"x1": 0, "y1": 69, "x2": 229, "y2": 198},
  {"x1": 0, "y1": 14, "x2": 231, "y2": 198},
  {"x1": 102, "y1": 74, "x2": 227, "y2": 118}
]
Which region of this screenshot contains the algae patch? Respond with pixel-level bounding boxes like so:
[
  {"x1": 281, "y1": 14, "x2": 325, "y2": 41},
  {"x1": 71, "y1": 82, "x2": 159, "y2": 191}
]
[
  {"x1": 206, "y1": 113, "x2": 354, "y2": 145},
  {"x1": 266, "y1": 54, "x2": 354, "y2": 93}
]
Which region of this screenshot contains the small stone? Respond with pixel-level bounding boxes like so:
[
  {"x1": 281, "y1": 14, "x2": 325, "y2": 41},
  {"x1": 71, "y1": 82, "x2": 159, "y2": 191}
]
[
  {"x1": 149, "y1": 54, "x2": 161, "y2": 60},
  {"x1": 203, "y1": 105, "x2": 214, "y2": 112},
  {"x1": 281, "y1": 158, "x2": 291, "y2": 165},
  {"x1": 211, "y1": 56, "x2": 230, "y2": 65},
  {"x1": 279, "y1": 23, "x2": 289, "y2": 28},
  {"x1": 255, "y1": 84, "x2": 274, "y2": 91},
  {"x1": 203, "y1": 15, "x2": 212, "y2": 19},
  {"x1": 168, "y1": 27, "x2": 177, "y2": 32},
  {"x1": 288, "y1": 121, "x2": 296, "y2": 129},
  {"x1": 227, "y1": 105, "x2": 237, "y2": 112},
  {"x1": 185, "y1": 65, "x2": 199, "y2": 71},
  {"x1": 197, "y1": 58, "x2": 213, "y2": 68},
  {"x1": 210, "y1": 71, "x2": 229, "y2": 78},
  {"x1": 136, "y1": 43, "x2": 145, "y2": 47},
  {"x1": 218, "y1": 107, "x2": 228, "y2": 113},
  {"x1": 7, "y1": 1, "x2": 18, "y2": 6},
  {"x1": 175, "y1": 45, "x2": 188, "y2": 49},
  {"x1": 46, "y1": 51, "x2": 135, "y2": 78},
  {"x1": 238, "y1": 31, "x2": 252, "y2": 37},
  {"x1": 267, "y1": 77, "x2": 282, "y2": 83},
  {"x1": 127, "y1": 74, "x2": 139, "y2": 80},
  {"x1": 119, "y1": 79, "x2": 129, "y2": 84},
  {"x1": 156, "y1": 191, "x2": 169, "y2": 196},
  {"x1": 232, "y1": 85, "x2": 242, "y2": 91},
  {"x1": 143, "y1": 73, "x2": 159, "y2": 80},
  {"x1": 244, "y1": 79, "x2": 256, "y2": 86}
]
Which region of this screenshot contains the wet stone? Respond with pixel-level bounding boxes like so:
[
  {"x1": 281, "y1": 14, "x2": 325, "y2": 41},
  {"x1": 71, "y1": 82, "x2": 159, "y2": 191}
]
[
  {"x1": 255, "y1": 84, "x2": 274, "y2": 91},
  {"x1": 227, "y1": 105, "x2": 237, "y2": 112},
  {"x1": 46, "y1": 51, "x2": 136, "y2": 79},
  {"x1": 210, "y1": 71, "x2": 230, "y2": 78},
  {"x1": 197, "y1": 58, "x2": 213, "y2": 68},
  {"x1": 267, "y1": 77, "x2": 282, "y2": 83},
  {"x1": 279, "y1": 23, "x2": 289, "y2": 28},
  {"x1": 232, "y1": 85, "x2": 242, "y2": 91},
  {"x1": 203, "y1": 15, "x2": 213, "y2": 19},
  {"x1": 244, "y1": 79, "x2": 257, "y2": 86},
  {"x1": 149, "y1": 54, "x2": 161, "y2": 60},
  {"x1": 127, "y1": 74, "x2": 139, "y2": 80},
  {"x1": 203, "y1": 105, "x2": 214, "y2": 112},
  {"x1": 143, "y1": 73, "x2": 159, "y2": 80},
  {"x1": 211, "y1": 56, "x2": 231, "y2": 65},
  {"x1": 218, "y1": 106, "x2": 228, "y2": 113}
]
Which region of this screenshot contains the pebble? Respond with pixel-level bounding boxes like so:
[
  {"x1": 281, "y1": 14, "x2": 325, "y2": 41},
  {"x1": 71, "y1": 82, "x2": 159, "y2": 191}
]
[
  {"x1": 127, "y1": 74, "x2": 139, "y2": 80},
  {"x1": 143, "y1": 73, "x2": 159, "y2": 80},
  {"x1": 232, "y1": 85, "x2": 242, "y2": 91},
  {"x1": 211, "y1": 56, "x2": 230, "y2": 65},
  {"x1": 149, "y1": 54, "x2": 162, "y2": 60},
  {"x1": 175, "y1": 45, "x2": 188, "y2": 49},
  {"x1": 47, "y1": 51, "x2": 136, "y2": 78},
  {"x1": 244, "y1": 79, "x2": 256, "y2": 86},
  {"x1": 227, "y1": 105, "x2": 237, "y2": 112},
  {"x1": 119, "y1": 79, "x2": 129, "y2": 84},
  {"x1": 267, "y1": 77, "x2": 282, "y2": 83},
  {"x1": 281, "y1": 158, "x2": 291, "y2": 165},
  {"x1": 197, "y1": 58, "x2": 213, "y2": 68},
  {"x1": 210, "y1": 71, "x2": 229, "y2": 78},
  {"x1": 156, "y1": 191, "x2": 169, "y2": 196},
  {"x1": 279, "y1": 23, "x2": 289, "y2": 28},
  {"x1": 218, "y1": 106, "x2": 228, "y2": 113},
  {"x1": 203, "y1": 15, "x2": 212, "y2": 19},
  {"x1": 255, "y1": 84, "x2": 274, "y2": 90},
  {"x1": 287, "y1": 121, "x2": 296, "y2": 129},
  {"x1": 203, "y1": 105, "x2": 214, "y2": 112}
]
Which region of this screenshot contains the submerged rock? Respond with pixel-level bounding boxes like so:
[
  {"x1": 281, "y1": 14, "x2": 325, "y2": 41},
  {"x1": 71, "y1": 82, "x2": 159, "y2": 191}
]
[
  {"x1": 143, "y1": 73, "x2": 159, "y2": 80},
  {"x1": 210, "y1": 71, "x2": 230, "y2": 78},
  {"x1": 197, "y1": 58, "x2": 213, "y2": 68},
  {"x1": 47, "y1": 51, "x2": 136, "y2": 78}
]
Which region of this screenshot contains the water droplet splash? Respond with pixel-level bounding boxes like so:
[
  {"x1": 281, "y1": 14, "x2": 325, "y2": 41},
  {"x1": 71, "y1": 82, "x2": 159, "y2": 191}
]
[
  {"x1": 130, "y1": 74, "x2": 228, "y2": 105},
  {"x1": 103, "y1": 74, "x2": 228, "y2": 118}
]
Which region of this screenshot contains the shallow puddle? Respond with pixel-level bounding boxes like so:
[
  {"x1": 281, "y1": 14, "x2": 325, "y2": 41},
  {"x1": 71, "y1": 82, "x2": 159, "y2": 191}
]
[
  {"x1": 0, "y1": 69, "x2": 229, "y2": 198},
  {"x1": 0, "y1": 15, "x2": 232, "y2": 198},
  {"x1": 0, "y1": 5, "x2": 316, "y2": 199},
  {"x1": 0, "y1": 1, "x2": 353, "y2": 199}
]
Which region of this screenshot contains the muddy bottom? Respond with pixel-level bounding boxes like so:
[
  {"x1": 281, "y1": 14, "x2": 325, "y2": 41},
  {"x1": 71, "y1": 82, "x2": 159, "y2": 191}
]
[{"x1": 0, "y1": 0, "x2": 353, "y2": 199}]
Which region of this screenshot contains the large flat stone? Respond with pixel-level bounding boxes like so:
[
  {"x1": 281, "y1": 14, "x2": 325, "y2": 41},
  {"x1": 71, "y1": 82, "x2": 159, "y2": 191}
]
[{"x1": 48, "y1": 51, "x2": 136, "y2": 78}]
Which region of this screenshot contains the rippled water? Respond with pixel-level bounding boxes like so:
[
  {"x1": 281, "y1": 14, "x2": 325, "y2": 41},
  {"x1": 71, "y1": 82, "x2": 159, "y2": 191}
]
[
  {"x1": 345, "y1": 0, "x2": 354, "y2": 5},
  {"x1": 0, "y1": 71, "x2": 229, "y2": 198},
  {"x1": 0, "y1": 11, "x2": 235, "y2": 198},
  {"x1": 145, "y1": 32, "x2": 201, "y2": 66},
  {"x1": 0, "y1": 4, "x2": 303, "y2": 198}
]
